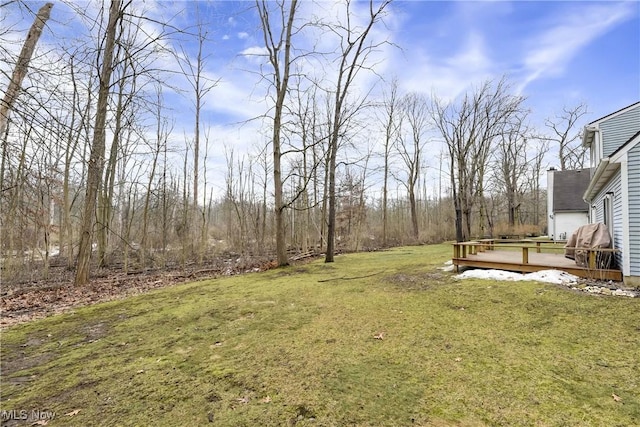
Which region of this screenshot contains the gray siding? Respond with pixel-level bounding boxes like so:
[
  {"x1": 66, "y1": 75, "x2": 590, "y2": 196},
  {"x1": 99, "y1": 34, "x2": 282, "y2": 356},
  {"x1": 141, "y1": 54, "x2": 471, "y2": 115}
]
[
  {"x1": 592, "y1": 170, "x2": 623, "y2": 269},
  {"x1": 601, "y1": 106, "x2": 640, "y2": 158},
  {"x1": 629, "y1": 143, "x2": 640, "y2": 276}
]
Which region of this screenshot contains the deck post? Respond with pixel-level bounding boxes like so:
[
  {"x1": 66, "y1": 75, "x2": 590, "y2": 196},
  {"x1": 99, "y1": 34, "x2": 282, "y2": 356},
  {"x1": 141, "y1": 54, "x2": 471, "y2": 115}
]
[
  {"x1": 588, "y1": 250, "x2": 596, "y2": 269},
  {"x1": 536, "y1": 242, "x2": 542, "y2": 254},
  {"x1": 453, "y1": 244, "x2": 459, "y2": 259},
  {"x1": 522, "y1": 247, "x2": 529, "y2": 264}
]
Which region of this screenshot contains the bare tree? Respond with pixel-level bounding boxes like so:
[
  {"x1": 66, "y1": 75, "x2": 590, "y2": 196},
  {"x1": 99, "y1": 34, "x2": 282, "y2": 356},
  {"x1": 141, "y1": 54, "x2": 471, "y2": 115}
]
[
  {"x1": 544, "y1": 103, "x2": 589, "y2": 170},
  {"x1": 324, "y1": 0, "x2": 392, "y2": 263},
  {"x1": 140, "y1": 85, "x2": 171, "y2": 267},
  {"x1": 177, "y1": 11, "x2": 217, "y2": 255},
  {"x1": 491, "y1": 113, "x2": 530, "y2": 228},
  {"x1": 528, "y1": 138, "x2": 550, "y2": 227},
  {"x1": 431, "y1": 77, "x2": 525, "y2": 242},
  {"x1": 0, "y1": 2, "x2": 53, "y2": 138},
  {"x1": 75, "y1": 0, "x2": 124, "y2": 285},
  {"x1": 59, "y1": 49, "x2": 95, "y2": 267},
  {"x1": 395, "y1": 92, "x2": 429, "y2": 240},
  {"x1": 377, "y1": 78, "x2": 401, "y2": 246},
  {"x1": 256, "y1": 0, "x2": 299, "y2": 266},
  {"x1": 97, "y1": 31, "x2": 141, "y2": 267}
]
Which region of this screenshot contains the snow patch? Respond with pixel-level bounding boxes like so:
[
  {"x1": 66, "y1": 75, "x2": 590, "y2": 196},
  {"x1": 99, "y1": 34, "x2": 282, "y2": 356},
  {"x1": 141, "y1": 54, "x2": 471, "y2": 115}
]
[
  {"x1": 438, "y1": 260, "x2": 455, "y2": 272},
  {"x1": 455, "y1": 269, "x2": 579, "y2": 285}
]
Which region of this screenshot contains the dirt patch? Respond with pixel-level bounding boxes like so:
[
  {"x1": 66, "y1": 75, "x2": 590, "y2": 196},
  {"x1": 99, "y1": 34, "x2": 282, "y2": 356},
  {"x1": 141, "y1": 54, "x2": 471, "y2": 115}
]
[
  {"x1": 82, "y1": 322, "x2": 110, "y2": 342},
  {"x1": 385, "y1": 272, "x2": 450, "y2": 291},
  {"x1": 1, "y1": 350, "x2": 57, "y2": 379},
  {"x1": 0, "y1": 255, "x2": 280, "y2": 329}
]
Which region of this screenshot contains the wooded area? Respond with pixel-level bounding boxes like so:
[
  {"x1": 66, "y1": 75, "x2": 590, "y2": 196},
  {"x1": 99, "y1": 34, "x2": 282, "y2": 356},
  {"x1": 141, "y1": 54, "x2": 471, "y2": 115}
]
[{"x1": 0, "y1": 1, "x2": 588, "y2": 285}]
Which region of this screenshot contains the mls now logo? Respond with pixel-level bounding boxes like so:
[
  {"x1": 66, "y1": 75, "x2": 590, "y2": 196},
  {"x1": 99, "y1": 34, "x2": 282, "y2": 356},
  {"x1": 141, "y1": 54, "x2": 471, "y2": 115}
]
[
  {"x1": 0, "y1": 410, "x2": 28, "y2": 420},
  {"x1": 0, "y1": 409, "x2": 56, "y2": 421}
]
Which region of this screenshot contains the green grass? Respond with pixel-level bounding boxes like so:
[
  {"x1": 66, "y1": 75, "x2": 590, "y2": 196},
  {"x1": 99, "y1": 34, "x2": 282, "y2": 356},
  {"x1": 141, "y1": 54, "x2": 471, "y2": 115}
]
[{"x1": 1, "y1": 244, "x2": 639, "y2": 426}]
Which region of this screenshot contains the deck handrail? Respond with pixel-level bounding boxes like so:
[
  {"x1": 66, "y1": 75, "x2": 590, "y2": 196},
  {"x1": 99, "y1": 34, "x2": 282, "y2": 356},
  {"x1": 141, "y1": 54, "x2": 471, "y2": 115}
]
[
  {"x1": 451, "y1": 241, "x2": 622, "y2": 281},
  {"x1": 453, "y1": 242, "x2": 619, "y2": 252},
  {"x1": 452, "y1": 240, "x2": 619, "y2": 271}
]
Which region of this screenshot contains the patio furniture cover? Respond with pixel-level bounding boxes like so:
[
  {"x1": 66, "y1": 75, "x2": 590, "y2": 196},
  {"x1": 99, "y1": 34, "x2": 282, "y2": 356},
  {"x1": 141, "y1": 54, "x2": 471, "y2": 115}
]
[{"x1": 564, "y1": 223, "x2": 613, "y2": 268}]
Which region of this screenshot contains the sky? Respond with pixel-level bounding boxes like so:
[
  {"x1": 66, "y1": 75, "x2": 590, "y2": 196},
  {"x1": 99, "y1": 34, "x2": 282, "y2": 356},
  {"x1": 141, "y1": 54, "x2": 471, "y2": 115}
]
[{"x1": 2, "y1": 0, "x2": 639, "y2": 199}]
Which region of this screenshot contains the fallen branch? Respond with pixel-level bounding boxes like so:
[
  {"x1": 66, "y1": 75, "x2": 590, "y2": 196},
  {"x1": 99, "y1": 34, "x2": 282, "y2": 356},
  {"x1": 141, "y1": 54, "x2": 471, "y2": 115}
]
[{"x1": 318, "y1": 271, "x2": 384, "y2": 283}]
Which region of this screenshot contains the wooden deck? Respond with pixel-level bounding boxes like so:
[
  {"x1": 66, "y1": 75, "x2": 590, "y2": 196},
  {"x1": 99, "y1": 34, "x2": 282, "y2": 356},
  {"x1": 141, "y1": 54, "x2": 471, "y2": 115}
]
[{"x1": 452, "y1": 240, "x2": 622, "y2": 281}]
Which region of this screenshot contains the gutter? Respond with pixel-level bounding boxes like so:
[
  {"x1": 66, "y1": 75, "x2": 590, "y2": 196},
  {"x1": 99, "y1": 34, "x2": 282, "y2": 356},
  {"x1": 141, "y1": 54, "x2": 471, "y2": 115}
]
[
  {"x1": 583, "y1": 158, "x2": 609, "y2": 203},
  {"x1": 582, "y1": 125, "x2": 598, "y2": 147}
]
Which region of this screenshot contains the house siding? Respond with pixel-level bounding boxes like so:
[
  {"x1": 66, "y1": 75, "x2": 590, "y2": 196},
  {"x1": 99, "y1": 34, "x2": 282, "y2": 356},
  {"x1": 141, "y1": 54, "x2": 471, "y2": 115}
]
[
  {"x1": 601, "y1": 106, "x2": 640, "y2": 158},
  {"x1": 592, "y1": 170, "x2": 623, "y2": 269},
  {"x1": 628, "y1": 143, "x2": 640, "y2": 277}
]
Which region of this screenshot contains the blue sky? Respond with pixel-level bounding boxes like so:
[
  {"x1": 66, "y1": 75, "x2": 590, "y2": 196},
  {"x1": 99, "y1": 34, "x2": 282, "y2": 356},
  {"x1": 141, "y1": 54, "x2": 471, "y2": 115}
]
[
  {"x1": 2, "y1": 0, "x2": 639, "y2": 197},
  {"x1": 167, "y1": 0, "x2": 639, "y2": 149}
]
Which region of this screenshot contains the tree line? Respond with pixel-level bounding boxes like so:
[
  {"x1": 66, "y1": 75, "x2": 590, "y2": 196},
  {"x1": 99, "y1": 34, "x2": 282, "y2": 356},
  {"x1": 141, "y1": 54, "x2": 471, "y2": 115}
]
[{"x1": 0, "y1": 0, "x2": 588, "y2": 285}]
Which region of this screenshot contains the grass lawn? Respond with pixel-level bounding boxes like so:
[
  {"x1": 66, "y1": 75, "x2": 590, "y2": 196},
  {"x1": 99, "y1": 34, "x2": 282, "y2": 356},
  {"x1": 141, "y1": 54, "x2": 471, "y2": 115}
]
[{"x1": 1, "y1": 244, "x2": 639, "y2": 426}]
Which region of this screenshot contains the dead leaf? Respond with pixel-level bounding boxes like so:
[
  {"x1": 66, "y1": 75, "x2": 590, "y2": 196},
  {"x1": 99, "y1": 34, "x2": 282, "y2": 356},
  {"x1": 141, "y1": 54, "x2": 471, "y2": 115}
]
[
  {"x1": 0, "y1": 256, "x2": 295, "y2": 329},
  {"x1": 454, "y1": 357, "x2": 462, "y2": 362},
  {"x1": 65, "y1": 409, "x2": 81, "y2": 416},
  {"x1": 612, "y1": 393, "x2": 622, "y2": 402},
  {"x1": 32, "y1": 421, "x2": 48, "y2": 426},
  {"x1": 261, "y1": 396, "x2": 272, "y2": 403},
  {"x1": 136, "y1": 369, "x2": 145, "y2": 374},
  {"x1": 236, "y1": 396, "x2": 249, "y2": 404},
  {"x1": 373, "y1": 332, "x2": 385, "y2": 340}
]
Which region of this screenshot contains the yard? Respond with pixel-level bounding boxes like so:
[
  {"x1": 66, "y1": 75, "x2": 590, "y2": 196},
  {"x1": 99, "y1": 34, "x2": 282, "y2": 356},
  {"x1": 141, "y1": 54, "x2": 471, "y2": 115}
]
[{"x1": 1, "y1": 244, "x2": 639, "y2": 426}]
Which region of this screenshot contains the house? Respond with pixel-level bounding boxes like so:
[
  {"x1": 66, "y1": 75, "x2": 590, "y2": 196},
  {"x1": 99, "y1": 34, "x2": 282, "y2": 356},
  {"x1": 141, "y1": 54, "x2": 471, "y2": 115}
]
[
  {"x1": 582, "y1": 101, "x2": 640, "y2": 285},
  {"x1": 547, "y1": 168, "x2": 591, "y2": 241}
]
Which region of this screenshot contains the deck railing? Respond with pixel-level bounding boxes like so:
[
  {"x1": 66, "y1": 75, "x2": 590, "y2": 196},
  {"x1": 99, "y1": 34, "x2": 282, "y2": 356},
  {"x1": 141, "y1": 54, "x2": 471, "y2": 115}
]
[{"x1": 452, "y1": 239, "x2": 619, "y2": 270}]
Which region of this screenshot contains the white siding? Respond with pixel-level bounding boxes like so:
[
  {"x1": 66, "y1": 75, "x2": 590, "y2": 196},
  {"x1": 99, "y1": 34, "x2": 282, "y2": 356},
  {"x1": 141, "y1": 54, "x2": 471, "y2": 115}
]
[
  {"x1": 601, "y1": 106, "x2": 640, "y2": 158},
  {"x1": 592, "y1": 170, "x2": 623, "y2": 269},
  {"x1": 554, "y1": 212, "x2": 589, "y2": 241},
  {"x1": 628, "y1": 143, "x2": 640, "y2": 276}
]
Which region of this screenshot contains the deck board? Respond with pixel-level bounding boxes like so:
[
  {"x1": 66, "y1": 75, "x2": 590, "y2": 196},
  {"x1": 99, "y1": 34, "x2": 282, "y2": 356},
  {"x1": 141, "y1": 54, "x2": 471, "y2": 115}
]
[{"x1": 453, "y1": 249, "x2": 622, "y2": 281}]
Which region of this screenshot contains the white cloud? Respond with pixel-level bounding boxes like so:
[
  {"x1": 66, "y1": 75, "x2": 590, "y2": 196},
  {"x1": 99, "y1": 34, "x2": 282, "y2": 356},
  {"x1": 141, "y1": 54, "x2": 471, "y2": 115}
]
[
  {"x1": 393, "y1": 32, "x2": 492, "y2": 102},
  {"x1": 518, "y1": 2, "x2": 636, "y2": 91},
  {"x1": 240, "y1": 46, "x2": 269, "y2": 57},
  {"x1": 202, "y1": 75, "x2": 267, "y2": 122},
  {"x1": 446, "y1": 32, "x2": 490, "y2": 71},
  {"x1": 237, "y1": 31, "x2": 249, "y2": 40}
]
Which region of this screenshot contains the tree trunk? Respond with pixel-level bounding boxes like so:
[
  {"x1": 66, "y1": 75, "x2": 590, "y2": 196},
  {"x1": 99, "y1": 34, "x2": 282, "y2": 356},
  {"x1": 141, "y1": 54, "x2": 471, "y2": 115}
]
[
  {"x1": 0, "y1": 3, "x2": 53, "y2": 137},
  {"x1": 97, "y1": 67, "x2": 127, "y2": 267},
  {"x1": 325, "y1": 0, "x2": 391, "y2": 262},
  {"x1": 257, "y1": 0, "x2": 298, "y2": 267},
  {"x1": 75, "y1": 0, "x2": 122, "y2": 285},
  {"x1": 409, "y1": 185, "x2": 419, "y2": 239},
  {"x1": 325, "y1": 139, "x2": 338, "y2": 262}
]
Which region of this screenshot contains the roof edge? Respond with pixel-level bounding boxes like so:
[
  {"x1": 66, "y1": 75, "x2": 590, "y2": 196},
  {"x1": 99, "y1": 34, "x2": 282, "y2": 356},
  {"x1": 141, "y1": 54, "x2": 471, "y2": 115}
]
[{"x1": 588, "y1": 101, "x2": 640, "y2": 125}]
